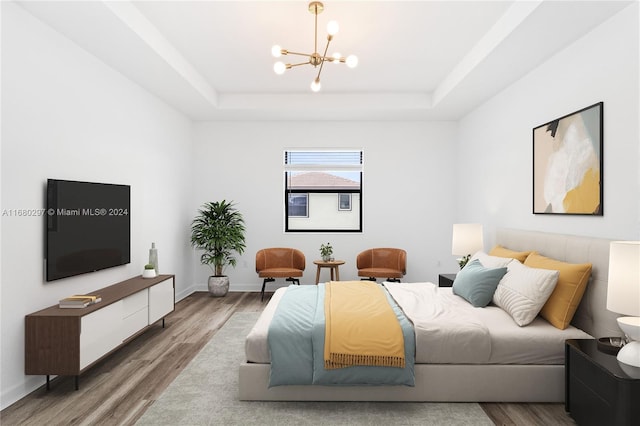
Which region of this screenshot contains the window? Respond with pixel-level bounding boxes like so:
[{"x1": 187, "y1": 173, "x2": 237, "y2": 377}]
[
  {"x1": 338, "y1": 193, "x2": 351, "y2": 211},
  {"x1": 285, "y1": 149, "x2": 362, "y2": 232},
  {"x1": 288, "y1": 193, "x2": 308, "y2": 217}
]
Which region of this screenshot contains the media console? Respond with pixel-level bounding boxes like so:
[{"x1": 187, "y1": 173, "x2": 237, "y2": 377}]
[{"x1": 25, "y1": 274, "x2": 175, "y2": 390}]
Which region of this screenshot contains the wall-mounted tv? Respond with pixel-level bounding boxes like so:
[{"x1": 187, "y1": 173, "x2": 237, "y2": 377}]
[{"x1": 46, "y1": 179, "x2": 131, "y2": 281}]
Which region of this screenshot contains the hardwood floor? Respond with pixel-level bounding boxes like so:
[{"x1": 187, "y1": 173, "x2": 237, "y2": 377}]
[{"x1": 1, "y1": 292, "x2": 575, "y2": 425}]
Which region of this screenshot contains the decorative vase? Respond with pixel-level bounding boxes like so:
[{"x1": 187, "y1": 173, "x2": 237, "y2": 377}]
[
  {"x1": 208, "y1": 276, "x2": 229, "y2": 297},
  {"x1": 149, "y1": 242, "x2": 159, "y2": 275},
  {"x1": 322, "y1": 255, "x2": 331, "y2": 262}
]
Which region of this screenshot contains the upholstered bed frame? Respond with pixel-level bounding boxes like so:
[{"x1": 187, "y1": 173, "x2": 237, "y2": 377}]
[{"x1": 238, "y1": 228, "x2": 621, "y2": 402}]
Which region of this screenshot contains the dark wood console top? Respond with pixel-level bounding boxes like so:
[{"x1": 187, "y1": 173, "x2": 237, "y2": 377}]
[{"x1": 28, "y1": 274, "x2": 175, "y2": 317}]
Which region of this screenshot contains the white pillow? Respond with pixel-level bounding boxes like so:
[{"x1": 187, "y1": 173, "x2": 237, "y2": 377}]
[
  {"x1": 469, "y1": 251, "x2": 513, "y2": 268},
  {"x1": 492, "y1": 260, "x2": 559, "y2": 326}
]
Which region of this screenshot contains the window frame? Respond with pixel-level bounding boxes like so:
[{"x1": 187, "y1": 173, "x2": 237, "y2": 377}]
[{"x1": 284, "y1": 149, "x2": 363, "y2": 233}]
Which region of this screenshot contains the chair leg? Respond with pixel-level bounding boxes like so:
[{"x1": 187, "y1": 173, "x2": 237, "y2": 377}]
[
  {"x1": 286, "y1": 277, "x2": 300, "y2": 286},
  {"x1": 360, "y1": 277, "x2": 376, "y2": 282},
  {"x1": 261, "y1": 278, "x2": 275, "y2": 301},
  {"x1": 387, "y1": 278, "x2": 401, "y2": 283}
]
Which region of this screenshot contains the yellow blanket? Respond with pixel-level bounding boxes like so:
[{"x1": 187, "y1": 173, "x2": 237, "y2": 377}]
[{"x1": 324, "y1": 281, "x2": 405, "y2": 370}]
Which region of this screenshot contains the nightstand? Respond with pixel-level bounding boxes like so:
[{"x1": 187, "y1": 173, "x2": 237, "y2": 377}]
[
  {"x1": 438, "y1": 273, "x2": 456, "y2": 287},
  {"x1": 565, "y1": 339, "x2": 640, "y2": 426}
]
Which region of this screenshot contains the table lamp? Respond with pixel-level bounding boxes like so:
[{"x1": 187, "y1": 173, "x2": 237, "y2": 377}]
[
  {"x1": 452, "y1": 224, "x2": 484, "y2": 269},
  {"x1": 606, "y1": 241, "x2": 640, "y2": 367}
]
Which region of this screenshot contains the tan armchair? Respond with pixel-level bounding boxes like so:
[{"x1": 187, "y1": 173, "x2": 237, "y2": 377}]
[
  {"x1": 256, "y1": 248, "x2": 306, "y2": 301},
  {"x1": 356, "y1": 248, "x2": 407, "y2": 282}
]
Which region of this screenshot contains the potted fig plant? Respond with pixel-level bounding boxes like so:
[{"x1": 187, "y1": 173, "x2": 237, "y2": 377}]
[{"x1": 190, "y1": 200, "x2": 246, "y2": 297}]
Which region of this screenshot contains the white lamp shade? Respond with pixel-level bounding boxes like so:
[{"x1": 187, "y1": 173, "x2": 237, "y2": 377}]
[
  {"x1": 606, "y1": 241, "x2": 640, "y2": 316},
  {"x1": 451, "y1": 224, "x2": 484, "y2": 256}
]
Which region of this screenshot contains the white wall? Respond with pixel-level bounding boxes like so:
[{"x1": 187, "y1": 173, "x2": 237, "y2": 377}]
[
  {"x1": 191, "y1": 121, "x2": 458, "y2": 291},
  {"x1": 1, "y1": 3, "x2": 194, "y2": 408},
  {"x1": 457, "y1": 3, "x2": 640, "y2": 246}
]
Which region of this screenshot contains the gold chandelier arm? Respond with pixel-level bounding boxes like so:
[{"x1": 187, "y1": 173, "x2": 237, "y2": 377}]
[
  {"x1": 316, "y1": 35, "x2": 332, "y2": 81},
  {"x1": 321, "y1": 56, "x2": 345, "y2": 63},
  {"x1": 314, "y1": 2, "x2": 318, "y2": 54},
  {"x1": 283, "y1": 50, "x2": 314, "y2": 57},
  {"x1": 288, "y1": 61, "x2": 311, "y2": 68}
]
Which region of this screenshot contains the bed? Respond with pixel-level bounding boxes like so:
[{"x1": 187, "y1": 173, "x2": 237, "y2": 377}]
[{"x1": 239, "y1": 228, "x2": 622, "y2": 402}]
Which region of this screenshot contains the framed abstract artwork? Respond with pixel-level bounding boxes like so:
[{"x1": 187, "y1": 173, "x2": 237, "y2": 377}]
[{"x1": 533, "y1": 102, "x2": 603, "y2": 215}]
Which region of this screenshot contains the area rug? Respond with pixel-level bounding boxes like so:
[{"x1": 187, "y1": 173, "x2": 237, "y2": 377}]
[{"x1": 136, "y1": 312, "x2": 493, "y2": 426}]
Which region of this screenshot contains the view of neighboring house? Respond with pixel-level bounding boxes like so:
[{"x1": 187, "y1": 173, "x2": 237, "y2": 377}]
[{"x1": 287, "y1": 172, "x2": 361, "y2": 231}]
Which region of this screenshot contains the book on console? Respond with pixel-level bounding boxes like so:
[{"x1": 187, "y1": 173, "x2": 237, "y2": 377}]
[{"x1": 59, "y1": 294, "x2": 102, "y2": 308}]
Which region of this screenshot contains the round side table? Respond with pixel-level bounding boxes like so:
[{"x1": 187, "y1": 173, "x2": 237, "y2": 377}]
[{"x1": 313, "y1": 260, "x2": 345, "y2": 284}]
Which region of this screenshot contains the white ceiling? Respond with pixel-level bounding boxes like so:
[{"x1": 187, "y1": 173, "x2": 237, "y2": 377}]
[{"x1": 16, "y1": 0, "x2": 632, "y2": 121}]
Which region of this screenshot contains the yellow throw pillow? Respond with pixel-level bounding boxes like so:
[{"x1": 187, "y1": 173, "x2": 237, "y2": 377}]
[
  {"x1": 489, "y1": 245, "x2": 535, "y2": 263},
  {"x1": 524, "y1": 253, "x2": 592, "y2": 330}
]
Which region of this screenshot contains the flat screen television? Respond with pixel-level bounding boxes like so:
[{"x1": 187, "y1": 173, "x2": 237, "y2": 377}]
[{"x1": 46, "y1": 179, "x2": 130, "y2": 281}]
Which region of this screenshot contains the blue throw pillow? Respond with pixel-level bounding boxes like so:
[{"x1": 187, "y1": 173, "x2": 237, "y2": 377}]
[{"x1": 452, "y1": 259, "x2": 508, "y2": 307}]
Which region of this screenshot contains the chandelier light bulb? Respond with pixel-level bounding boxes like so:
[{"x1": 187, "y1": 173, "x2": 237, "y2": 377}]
[
  {"x1": 274, "y1": 61, "x2": 286, "y2": 75},
  {"x1": 327, "y1": 20, "x2": 339, "y2": 36},
  {"x1": 311, "y1": 78, "x2": 321, "y2": 92},
  {"x1": 346, "y1": 55, "x2": 358, "y2": 68},
  {"x1": 271, "y1": 45, "x2": 282, "y2": 58}
]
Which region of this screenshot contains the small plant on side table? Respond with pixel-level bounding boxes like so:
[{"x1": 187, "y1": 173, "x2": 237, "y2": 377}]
[{"x1": 320, "y1": 242, "x2": 333, "y2": 262}]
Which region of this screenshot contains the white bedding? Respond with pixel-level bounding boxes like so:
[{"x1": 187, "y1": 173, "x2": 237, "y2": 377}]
[{"x1": 245, "y1": 282, "x2": 592, "y2": 365}]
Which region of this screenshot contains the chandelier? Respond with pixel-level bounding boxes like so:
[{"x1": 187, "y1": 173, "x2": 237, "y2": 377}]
[{"x1": 272, "y1": 1, "x2": 358, "y2": 92}]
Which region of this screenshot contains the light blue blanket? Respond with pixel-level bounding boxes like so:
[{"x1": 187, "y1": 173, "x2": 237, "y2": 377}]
[{"x1": 268, "y1": 283, "x2": 415, "y2": 387}]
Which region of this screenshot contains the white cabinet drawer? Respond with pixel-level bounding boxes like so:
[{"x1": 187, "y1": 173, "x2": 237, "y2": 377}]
[
  {"x1": 121, "y1": 288, "x2": 149, "y2": 341},
  {"x1": 149, "y1": 278, "x2": 174, "y2": 324},
  {"x1": 122, "y1": 307, "x2": 149, "y2": 341},
  {"x1": 122, "y1": 289, "x2": 148, "y2": 317},
  {"x1": 80, "y1": 301, "x2": 122, "y2": 369}
]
